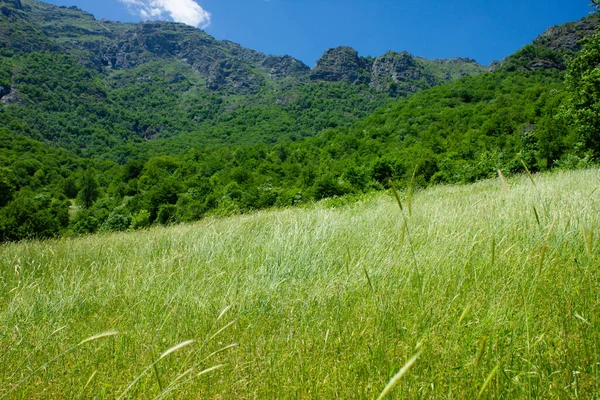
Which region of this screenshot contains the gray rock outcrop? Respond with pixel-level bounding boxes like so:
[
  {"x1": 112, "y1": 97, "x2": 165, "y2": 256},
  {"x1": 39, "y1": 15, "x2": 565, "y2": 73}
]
[
  {"x1": 370, "y1": 51, "x2": 423, "y2": 87},
  {"x1": 262, "y1": 55, "x2": 310, "y2": 79},
  {"x1": 1, "y1": 87, "x2": 19, "y2": 105},
  {"x1": 492, "y1": 15, "x2": 600, "y2": 71},
  {"x1": 310, "y1": 46, "x2": 368, "y2": 83}
]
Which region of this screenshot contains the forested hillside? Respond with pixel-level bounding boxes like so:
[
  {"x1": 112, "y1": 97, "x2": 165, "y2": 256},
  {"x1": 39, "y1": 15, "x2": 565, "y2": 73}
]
[
  {"x1": 1, "y1": 0, "x2": 599, "y2": 241},
  {"x1": 0, "y1": 0, "x2": 485, "y2": 155}
]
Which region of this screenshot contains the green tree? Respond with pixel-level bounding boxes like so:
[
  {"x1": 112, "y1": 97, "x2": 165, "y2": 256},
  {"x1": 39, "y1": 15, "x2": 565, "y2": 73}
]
[
  {"x1": 0, "y1": 191, "x2": 67, "y2": 242},
  {"x1": 0, "y1": 168, "x2": 15, "y2": 207},
  {"x1": 61, "y1": 176, "x2": 79, "y2": 199},
  {"x1": 78, "y1": 169, "x2": 99, "y2": 208}
]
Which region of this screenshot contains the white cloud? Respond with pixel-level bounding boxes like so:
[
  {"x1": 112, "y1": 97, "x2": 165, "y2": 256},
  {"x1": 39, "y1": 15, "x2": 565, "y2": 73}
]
[{"x1": 119, "y1": 0, "x2": 211, "y2": 29}]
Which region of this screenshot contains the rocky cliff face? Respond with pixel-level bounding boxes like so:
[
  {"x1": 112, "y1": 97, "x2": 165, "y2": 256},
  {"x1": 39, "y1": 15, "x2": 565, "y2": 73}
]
[
  {"x1": 310, "y1": 46, "x2": 368, "y2": 83},
  {"x1": 308, "y1": 47, "x2": 479, "y2": 95},
  {"x1": 2, "y1": 0, "x2": 488, "y2": 96},
  {"x1": 493, "y1": 15, "x2": 600, "y2": 71},
  {"x1": 3, "y1": 0, "x2": 593, "y2": 98},
  {"x1": 535, "y1": 17, "x2": 599, "y2": 52},
  {"x1": 94, "y1": 22, "x2": 269, "y2": 93},
  {"x1": 370, "y1": 51, "x2": 438, "y2": 94},
  {"x1": 371, "y1": 51, "x2": 421, "y2": 84},
  {"x1": 262, "y1": 55, "x2": 310, "y2": 80},
  {"x1": 3, "y1": 0, "x2": 311, "y2": 94}
]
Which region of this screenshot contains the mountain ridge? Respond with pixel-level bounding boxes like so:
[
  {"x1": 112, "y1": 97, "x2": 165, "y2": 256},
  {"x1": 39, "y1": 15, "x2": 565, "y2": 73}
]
[
  {"x1": 2, "y1": 0, "x2": 487, "y2": 96},
  {"x1": 493, "y1": 14, "x2": 600, "y2": 71},
  {"x1": 1, "y1": 0, "x2": 598, "y2": 152}
]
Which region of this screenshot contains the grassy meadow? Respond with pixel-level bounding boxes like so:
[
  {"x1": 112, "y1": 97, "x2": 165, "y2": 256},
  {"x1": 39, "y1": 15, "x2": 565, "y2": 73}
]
[{"x1": 1, "y1": 168, "x2": 599, "y2": 398}]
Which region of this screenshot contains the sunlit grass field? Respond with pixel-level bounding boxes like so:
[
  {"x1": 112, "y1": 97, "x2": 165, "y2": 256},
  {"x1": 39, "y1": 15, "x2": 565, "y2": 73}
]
[{"x1": 1, "y1": 168, "x2": 599, "y2": 398}]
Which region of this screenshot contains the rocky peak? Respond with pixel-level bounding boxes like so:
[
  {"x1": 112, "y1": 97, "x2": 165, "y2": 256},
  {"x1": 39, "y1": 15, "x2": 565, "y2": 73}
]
[
  {"x1": 308, "y1": 46, "x2": 484, "y2": 94},
  {"x1": 310, "y1": 46, "x2": 367, "y2": 83},
  {"x1": 261, "y1": 55, "x2": 310, "y2": 79},
  {"x1": 433, "y1": 57, "x2": 479, "y2": 65},
  {"x1": 4, "y1": 0, "x2": 488, "y2": 96},
  {"x1": 221, "y1": 40, "x2": 265, "y2": 65},
  {"x1": 493, "y1": 15, "x2": 600, "y2": 71},
  {"x1": 370, "y1": 51, "x2": 422, "y2": 88},
  {"x1": 534, "y1": 16, "x2": 599, "y2": 52}
]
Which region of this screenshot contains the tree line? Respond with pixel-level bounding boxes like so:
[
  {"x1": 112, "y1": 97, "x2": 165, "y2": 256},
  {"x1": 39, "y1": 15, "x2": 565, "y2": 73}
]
[{"x1": 2, "y1": 21, "x2": 600, "y2": 242}]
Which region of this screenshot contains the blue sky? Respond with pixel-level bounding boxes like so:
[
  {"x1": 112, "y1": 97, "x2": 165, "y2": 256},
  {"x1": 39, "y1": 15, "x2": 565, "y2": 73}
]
[{"x1": 42, "y1": 0, "x2": 593, "y2": 67}]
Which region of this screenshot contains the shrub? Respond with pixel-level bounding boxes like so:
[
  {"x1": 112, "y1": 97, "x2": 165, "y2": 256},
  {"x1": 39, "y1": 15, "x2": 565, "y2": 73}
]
[
  {"x1": 130, "y1": 209, "x2": 151, "y2": 230},
  {"x1": 100, "y1": 209, "x2": 131, "y2": 232},
  {"x1": 0, "y1": 191, "x2": 67, "y2": 241},
  {"x1": 312, "y1": 175, "x2": 352, "y2": 200},
  {"x1": 157, "y1": 204, "x2": 177, "y2": 225}
]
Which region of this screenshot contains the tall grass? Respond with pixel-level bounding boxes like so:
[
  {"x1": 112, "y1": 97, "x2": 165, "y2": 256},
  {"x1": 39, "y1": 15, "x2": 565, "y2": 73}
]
[{"x1": 1, "y1": 168, "x2": 599, "y2": 398}]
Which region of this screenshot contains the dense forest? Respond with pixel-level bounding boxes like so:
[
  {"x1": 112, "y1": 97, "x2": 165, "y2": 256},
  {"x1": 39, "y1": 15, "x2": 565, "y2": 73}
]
[{"x1": 1, "y1": 0, "x2": 600, "y2": 242}]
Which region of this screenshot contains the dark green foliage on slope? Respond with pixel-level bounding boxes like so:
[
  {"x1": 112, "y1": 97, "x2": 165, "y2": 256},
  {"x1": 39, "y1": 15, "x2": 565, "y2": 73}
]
[
  {"x1": 0, "y1": 0, "x2": 487, "y2": 154},
  {"x1": 0, "y1": 0, "x2": 598, "y2": 242},
  {"x1": 566, "y1": 33, "x2": 600, "y2": 155},
  {"x1": 0, "y1": 51, "x2": 392, "y2": 158},
  {"x1": 2, "y1": 67, "x2": 581, "y2": 241},
  {"x1": 342, "y1": 72, "x2": 576, "y2": 180},
  {"x1": 0, "y1": 130, "x2": 82, "y2": 241},
  {"x1": 1, "y1": 53, "x2": 117, "y2": 153}
]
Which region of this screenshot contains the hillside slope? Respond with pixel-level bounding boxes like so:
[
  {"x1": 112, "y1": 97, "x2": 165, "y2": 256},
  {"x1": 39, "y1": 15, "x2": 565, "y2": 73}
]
[
  {"x1": 1, "y1": 168, "x2": 599, "y2": 397},
  {"x1": 0, "y1": 2, "x2": 599, "y2": 242},
  {"x1": 0, "y1": 0, "x2": 486, "y2": 156}
]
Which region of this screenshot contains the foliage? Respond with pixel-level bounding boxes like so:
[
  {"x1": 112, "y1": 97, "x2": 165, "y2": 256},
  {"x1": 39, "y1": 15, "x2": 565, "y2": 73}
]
[
  {"x1": 77, "y1": 169, "x2": 99, "y2": 208},
  {"x1": 0, "y1": 190, "x2": 68, "y2": 241},
  {"x1": 130, "y1": 209, "x2": 151, "y2": 230},
  {"x1": 100, "y1": 207, "x2": 131, "y2": 232},
  {"x1": 0, "y1": 67, "x2": 590, "y2": 242},
  {"x1": 566, "y1": 33, "x2": 600, "y2": 157},
  {"x1": 0, "y1": 1, "x2": 598, "y2": 242},
  {"x1": 0, "y1": 167, "x2": 15, "y2": 207}
]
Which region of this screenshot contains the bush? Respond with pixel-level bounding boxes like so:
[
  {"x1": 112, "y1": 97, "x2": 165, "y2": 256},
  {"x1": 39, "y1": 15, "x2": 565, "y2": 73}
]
[
  {"x1": 71, "y1": 211, "x2": 100, "y2": 235},
  {"x1": 175, "y1": 195, "x2": 206, "y2": 222},
  {"x1": 0, "y1": 191, "x2": 67, "y2": 241},
  {"x1": 100, "y1": 209, "x2": 131, "y2": 232},
  {"x1": 157, "y1": 204, "x2": 177, "y2": 225},
  {"x1": 312, "y1": 175, "x2": 352, "y2": 200},
  {"x1": 130, "y1": 209, "x2": 151, "y2": 230},
  {"x1": 371, "y1": 157, "x2": 404, "y2": 186}
]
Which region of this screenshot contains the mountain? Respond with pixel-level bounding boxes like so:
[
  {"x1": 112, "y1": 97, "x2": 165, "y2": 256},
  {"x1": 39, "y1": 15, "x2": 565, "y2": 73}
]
[
  {"x1": 0, "y1": 0, "x2": 488, "y2": 157},
  {"x1": 493, "y1": 15, "x2": 600, "y2": 71},
  {"x1": 2, "y1": 0, "x2": 485, "y2": 94},
  {"x1": 310, "y1": 46, "x2": 485, "y2": 95},
  {"x1": 1, "y1": 0, "x2": 598, "y2": 242}
]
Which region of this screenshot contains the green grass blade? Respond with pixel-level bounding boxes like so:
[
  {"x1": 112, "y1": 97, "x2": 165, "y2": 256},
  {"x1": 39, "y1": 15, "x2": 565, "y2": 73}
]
[
  {"x1": 376, "y1": 351, "x2": 421, "y2": 400},
  {"x1": 478, "y1": 362, "x2": 500, "y2": 399}
]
